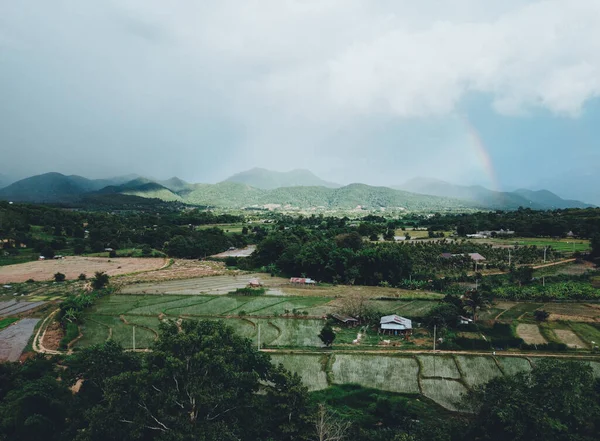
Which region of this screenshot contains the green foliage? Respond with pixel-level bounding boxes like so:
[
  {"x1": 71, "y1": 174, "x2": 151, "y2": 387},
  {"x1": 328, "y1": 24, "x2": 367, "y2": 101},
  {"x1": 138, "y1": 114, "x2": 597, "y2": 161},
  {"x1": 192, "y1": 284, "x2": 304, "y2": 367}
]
[
  {"x1": 91, "y1": 271, "x2": 109, "y2": 290},
  {"x1": 230, "y1": 287, "x2": 266, "y2": 296},
  {"x1": 54, "y1": 272, "x2": 66, "y2": 282},
  {"x1": 59, "y1": 322, "x2": 79, "y2": 350},
  {"x1": 78, "y1": 273, "x2": 87, "y2": 281},
  {"x1": 534, "y1": 310, "x2": 550, "y2": 321},
  {"x1": 318, "y1": 323, "x2": 336, "y2": 347},
  {"x1": 493, "y1": 281, "x2": 600, "y2": 300},
  {"x1": 465, "y1": 359, "x2": 600, "y2": 441},
  {"x1": 0, "y1": 317, "x2": 18, "y2": 330}
]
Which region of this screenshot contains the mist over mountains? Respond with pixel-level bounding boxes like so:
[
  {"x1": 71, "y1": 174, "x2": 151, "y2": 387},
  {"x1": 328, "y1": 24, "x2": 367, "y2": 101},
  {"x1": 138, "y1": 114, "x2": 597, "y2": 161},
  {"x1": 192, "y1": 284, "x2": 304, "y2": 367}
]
[{"x1": 0, "y1": 169, "x2": 593, "y2": 211}]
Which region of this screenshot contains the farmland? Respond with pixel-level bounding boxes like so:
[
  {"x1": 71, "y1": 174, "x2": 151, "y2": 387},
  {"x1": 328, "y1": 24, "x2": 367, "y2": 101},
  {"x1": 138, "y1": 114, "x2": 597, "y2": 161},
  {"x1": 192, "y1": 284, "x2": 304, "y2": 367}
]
[{"x1": 0, "y1": 256, "x2": 167, "y2": 284}]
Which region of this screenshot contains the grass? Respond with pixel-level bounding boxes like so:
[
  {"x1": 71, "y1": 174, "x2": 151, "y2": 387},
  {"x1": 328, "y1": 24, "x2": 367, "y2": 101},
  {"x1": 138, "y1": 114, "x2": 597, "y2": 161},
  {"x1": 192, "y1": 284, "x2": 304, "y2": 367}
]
[
  {"x1": 568, "y1": 322, "x2": 600, "y2": 347},
  {"x1": 499, "y1": 303, "x2": 543, "y2": 321},
  {"x1": 331, "y1": 354, "x2": 420, "y2": 394},
  {"x1": 0, "y1": 317, "x2": 19, "y2": 330},
  {"x1": 486, "y1": 237, "x2": 590, "y2": 253}
]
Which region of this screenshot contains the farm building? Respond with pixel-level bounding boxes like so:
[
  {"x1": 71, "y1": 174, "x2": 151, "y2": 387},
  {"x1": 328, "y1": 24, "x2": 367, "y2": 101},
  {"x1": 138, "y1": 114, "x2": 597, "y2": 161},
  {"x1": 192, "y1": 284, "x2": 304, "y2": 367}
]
[
  {"x1": 289, "y1": 277, "x2": 316, "y2": 285},
  {"x1": 331, "y1": 313, "x2": 359, "y2": 327},
  {"x1": 459, "y1": 316, "x2": 474, "y2": 325},
  {"x1": 441, "y1": 252, "x2": 486, "y2": 262},
  {"x1": 247, "y1": 278, "x2": 263, "y2": 288},
  {"x1": 379, "y1": 315, "x2": 412, "y2": 337}
]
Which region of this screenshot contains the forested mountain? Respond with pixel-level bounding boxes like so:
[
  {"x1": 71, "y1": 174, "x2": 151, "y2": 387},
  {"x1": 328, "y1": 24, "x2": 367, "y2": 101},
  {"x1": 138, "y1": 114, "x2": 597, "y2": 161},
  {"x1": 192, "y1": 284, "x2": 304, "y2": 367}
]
[
  {"x1": 0, "y1": 171, "x2": 592, "y2": 211},
  {"x1": 0, "y1": 173, "x2": 136, "y2": 203},
  {"x1": 223, "y1": 167, "x2": 340, "y2": 189},
  {"x1": 399, "y1": 177, "x2": 591, "y2": 210}
]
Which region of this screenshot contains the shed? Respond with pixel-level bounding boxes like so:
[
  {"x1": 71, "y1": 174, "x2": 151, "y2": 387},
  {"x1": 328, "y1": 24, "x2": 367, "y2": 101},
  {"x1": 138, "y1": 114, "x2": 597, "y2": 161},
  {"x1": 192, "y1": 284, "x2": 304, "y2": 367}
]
[
  {"x1": 331, "y1": 313, "x2": 359, "y2": 327},
  {"x1": 467, "y1": 253, "x2": 486, "y2": 262},
  {"x1": 379, "y1": 315, "x2": 412, "y2": 336},
  {"x1": 247, "y1": 278, "x2": 263, "y2": 288},
  {"x1": 459, "y1": 316, "x2": 474, "y2": 325},
  {"x1": 290, "y1": 277, "x2": 316, "y2": 285}
]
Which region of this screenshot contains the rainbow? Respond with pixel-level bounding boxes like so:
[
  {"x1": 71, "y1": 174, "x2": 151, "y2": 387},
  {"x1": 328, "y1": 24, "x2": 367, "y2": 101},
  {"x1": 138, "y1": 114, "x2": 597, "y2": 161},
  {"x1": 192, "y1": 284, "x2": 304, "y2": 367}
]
[{"x1": 460, "y1": 114, "x2": 501, "y2": 192}]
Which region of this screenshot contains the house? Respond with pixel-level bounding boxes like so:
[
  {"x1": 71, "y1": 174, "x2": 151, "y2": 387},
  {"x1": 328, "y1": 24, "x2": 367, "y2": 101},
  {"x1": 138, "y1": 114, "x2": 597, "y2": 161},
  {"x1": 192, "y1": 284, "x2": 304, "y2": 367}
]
[
  {"x1": 331, "y1": 313, "x2": 359, "y2": 327},
  {"x1": 247, "y1": 278, "x2": 262, "y2": 288},
  {"x1": 459, "y1": 316, "x2": 474, "y2": 325},
  {"x1": 379, "y1": 315, "x2": 412, "y2": 337},
  {"x1": 104, "y1": 248, "x2": 113, "y2": 252},
  {"x1": 289, "y1": 277, "x2": 316, "y2": 285},
  {"x1": 38, "y1": 256, "x2": 45, "y2": 260}
]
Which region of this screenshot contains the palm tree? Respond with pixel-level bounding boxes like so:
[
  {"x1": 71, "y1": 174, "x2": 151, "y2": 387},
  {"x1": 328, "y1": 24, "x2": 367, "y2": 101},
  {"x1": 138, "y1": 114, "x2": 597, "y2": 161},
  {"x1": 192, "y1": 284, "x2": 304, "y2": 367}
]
[{"x1": 463, "y1": 290, "x2": 491, "y2": 322}]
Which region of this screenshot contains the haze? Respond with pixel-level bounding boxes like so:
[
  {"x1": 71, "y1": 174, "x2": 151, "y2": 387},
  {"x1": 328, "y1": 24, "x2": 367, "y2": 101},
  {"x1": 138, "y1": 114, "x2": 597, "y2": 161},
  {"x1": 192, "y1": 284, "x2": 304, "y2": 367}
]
[{"x1": 1, "y1": 1, "x2": 599, "y2": 192}]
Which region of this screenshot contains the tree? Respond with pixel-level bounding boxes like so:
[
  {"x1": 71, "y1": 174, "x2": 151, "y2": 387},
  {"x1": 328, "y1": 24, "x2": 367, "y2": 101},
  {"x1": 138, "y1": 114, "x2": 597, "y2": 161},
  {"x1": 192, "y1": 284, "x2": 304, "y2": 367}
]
[
  {"x1": 141, "y1": 245, "x2": 152, "y2": 256},
  {"x1": 41, "y1": 245, "x2": 55, "y2": 259},
  {"x1": 318, "y1": 324, "x2": 336, "y2": 347},
  {"x1": 463, "y1": 290, "x2": 491, "y2": 322},
  {"x1": 91, "y1": 272, "x2": 109, "y2": 290},
  {"x1": 591, "y1": 233, "x2": 600, "y2": 260},
  {"x1": 78, "y1": 273, "x2": 87, "y2": 281},
  {"x1": 424, "y1": 303, "x2": 462, "y2": 331},
  {"x1": 465, "y1": 359, "x2": 600, "y2": 441},
  {"x1": 314, "y1": 403, "x2": 351, "y2": 441},
  {"x1": 510, "y1": 265, "x2": 534, "y2": 286},
  {"x1": 54, "y1": 272, "x2": 66, "y2": 282},
  {"x1": 534, "y1": 310, "x2": 549, "y2": 321},
  {"x1": 77, "y1": 320, "x2": 310, "y2": 441}
]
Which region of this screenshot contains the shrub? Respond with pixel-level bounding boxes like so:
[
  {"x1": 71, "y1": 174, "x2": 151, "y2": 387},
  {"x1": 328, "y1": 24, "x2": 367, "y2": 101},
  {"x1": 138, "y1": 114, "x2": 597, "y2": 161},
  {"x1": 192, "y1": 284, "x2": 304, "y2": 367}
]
[
  {"x1": 26, "y1": 278, "x2": 35, "y2": 283},
  {"x1": 230, "y1": 287, "x2": 265, "y2": 296},
  {"x1": 534, "y1": 310, "x2": 550, "y2": 322},
  {"x1": 109, "y1": 250, "x2": 117, "y2": 258},
  {"x1": 59, "y1": 322, "x2": 80, "y2": 350},
  {"x1": 78, "y1": 273, "x2": 87, "y2": 281},
  {"x1": 92, "y1": 271, "x2": 109, "y2": 290},
  {"x1": 54, "y1": 272, "x2": 66, "y2": 282}
]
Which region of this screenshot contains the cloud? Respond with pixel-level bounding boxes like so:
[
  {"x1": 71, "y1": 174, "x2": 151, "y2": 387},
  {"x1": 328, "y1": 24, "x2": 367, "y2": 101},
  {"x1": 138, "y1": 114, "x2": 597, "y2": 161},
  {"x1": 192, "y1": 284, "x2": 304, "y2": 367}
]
[{"x1": 0, "y1": 0, "x2": 599, "y2": 185}]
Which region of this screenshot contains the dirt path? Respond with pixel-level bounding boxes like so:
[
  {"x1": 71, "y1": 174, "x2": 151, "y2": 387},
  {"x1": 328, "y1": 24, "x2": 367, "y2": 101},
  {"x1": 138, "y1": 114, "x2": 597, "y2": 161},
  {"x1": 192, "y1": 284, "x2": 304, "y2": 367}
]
[
  {"x1": 260, "y1": 348, "x2": 600, "y2": 359},
  {"x1": 33, "y1": 309, "x2": 63, "y2": 355}
]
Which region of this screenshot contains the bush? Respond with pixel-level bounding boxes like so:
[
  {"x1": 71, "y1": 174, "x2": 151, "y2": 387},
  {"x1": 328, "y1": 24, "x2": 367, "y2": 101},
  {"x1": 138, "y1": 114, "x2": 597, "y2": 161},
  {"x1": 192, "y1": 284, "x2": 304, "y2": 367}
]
[
  {"x1": 54, "y1": 272, "x2": 66, "y2": 282},
  {"x1": 522, "y1": 342, "x2": 568, "y2": 351},
  {"x1": 26, "y1": 278, "x2": 35, "y2": 283},
  {"x1": 109, "y1": 250, "x2": 117, "y2": 258},
  {"x1": 78, "y1": 273, "x2": 87, "y2": 281},
  {"x1": 453, "y1": 337, "x2": 492, "y2": 350},
  {"x1": 59, "y1": 322, "x2": 80, "y2": 350},
  {"x1": 92, "y1": 271, "x2": 109, "y2": 290},
  {"x1": 534, "y1": 310, "x2": 550, "y2": 322},
  {"x1": 230, "y1": 287, "x2": 265, "y2": 296}
]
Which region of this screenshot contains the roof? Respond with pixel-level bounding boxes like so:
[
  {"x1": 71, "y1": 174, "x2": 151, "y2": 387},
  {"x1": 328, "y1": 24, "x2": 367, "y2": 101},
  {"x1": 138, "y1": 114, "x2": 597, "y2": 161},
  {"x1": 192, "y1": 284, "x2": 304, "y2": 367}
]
[
  {"x1": 380, "y1": 315, "x2": 412, "y2": 330},
  {"x1": 468, "y1": 253, "x2": 486, "y2": 261},
  {"x1": 290, "y1": 277, "x2": 316, "y2": 284},
  {"x1": 440, "y1": 253, "x2": 453, "y2": 259},
  {"x1": 331, "y1": 313, "x2": 358, "y2": 323}
]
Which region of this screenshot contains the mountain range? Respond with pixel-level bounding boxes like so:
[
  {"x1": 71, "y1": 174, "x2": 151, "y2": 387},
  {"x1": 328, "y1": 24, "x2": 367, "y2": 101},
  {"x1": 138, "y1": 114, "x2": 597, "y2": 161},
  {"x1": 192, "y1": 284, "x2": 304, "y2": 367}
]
[
  {"x1": 0, "y1": 169, "x2": 593, "y2": 211},
  {"x1": 398, "y1": 177, "x2": 592, "y2": 210}
]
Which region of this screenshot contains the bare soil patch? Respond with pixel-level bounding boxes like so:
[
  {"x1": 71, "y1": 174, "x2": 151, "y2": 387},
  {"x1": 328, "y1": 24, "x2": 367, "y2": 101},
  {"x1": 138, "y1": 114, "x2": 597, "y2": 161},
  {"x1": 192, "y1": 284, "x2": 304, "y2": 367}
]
[
  {"x1": 543, "y1": 303, "x2": 600, "y2": 321},
  {"x1": 554, "y1": 329, "x2": 587, "y2": 349},
  {"x1": 42, "y1": 321, "x2": 64, "y2": 351},
  {"x1": 117, "y1": 259, "x2": 229, "y2": 285},
  {"x1": 550, "y1": 314, "x2": 599, "y2": 323},
  {"x1": 0, "y1": 256, "x2": 167, "y2": 284},
  {"x1": 516, "y1": 324, "x2": 547, "y2": 345}
]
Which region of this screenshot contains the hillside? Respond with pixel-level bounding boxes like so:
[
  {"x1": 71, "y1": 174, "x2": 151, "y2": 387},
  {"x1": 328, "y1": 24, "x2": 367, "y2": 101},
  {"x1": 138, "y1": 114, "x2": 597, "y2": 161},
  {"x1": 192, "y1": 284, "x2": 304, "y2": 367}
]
[
  {"x1": 223, "y1": 168, "x2": 340, "y2": 190},
  {"x1": 534, "y1": 167, "x2": 600, "y2": 206},
  {"x1": 0, "y1": 173, "x2": 140, "y2": 203},
  {"x1": 399, "y1": 177, "x2": 591, "y2": 210}
]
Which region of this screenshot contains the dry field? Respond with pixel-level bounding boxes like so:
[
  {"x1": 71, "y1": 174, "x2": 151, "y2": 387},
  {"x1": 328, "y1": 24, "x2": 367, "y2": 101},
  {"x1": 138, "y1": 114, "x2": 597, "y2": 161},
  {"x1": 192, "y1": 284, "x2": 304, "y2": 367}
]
[
  {"x1": 554, "y1": 329, "x2": 587, "y2": 349},
  {"x1": 120, "y1": 273, "x2": 289, "y2": 295},
  {"x1": 0, "y1": 301, "x2": 46, "y2": 318},
  {"x1": 516, "y1": 324, "x2": 547, "y2": 345},
  {"x1": 0, "y1": 256, "x2": 167, "y2": 284},
  {"x1": 116, "y1": 259, "x2": 230, "y2": 285}
]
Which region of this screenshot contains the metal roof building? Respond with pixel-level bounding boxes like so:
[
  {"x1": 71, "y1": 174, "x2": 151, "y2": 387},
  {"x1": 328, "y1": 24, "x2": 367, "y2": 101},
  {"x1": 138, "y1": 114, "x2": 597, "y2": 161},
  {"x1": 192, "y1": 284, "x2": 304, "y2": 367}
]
[{"x1": 380, "y1": 315, "x2": 412, "y2": 331}]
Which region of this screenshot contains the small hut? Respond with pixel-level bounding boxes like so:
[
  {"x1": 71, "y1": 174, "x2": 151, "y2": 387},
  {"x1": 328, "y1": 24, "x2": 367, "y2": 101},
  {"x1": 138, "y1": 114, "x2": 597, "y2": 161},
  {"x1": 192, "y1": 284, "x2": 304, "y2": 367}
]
[
  {"x1": 379, "y1": 315, "x2": 412, "y2": 337},
  {"x1": 331, "y1": 313, "x2": 359, "y2": 327}
]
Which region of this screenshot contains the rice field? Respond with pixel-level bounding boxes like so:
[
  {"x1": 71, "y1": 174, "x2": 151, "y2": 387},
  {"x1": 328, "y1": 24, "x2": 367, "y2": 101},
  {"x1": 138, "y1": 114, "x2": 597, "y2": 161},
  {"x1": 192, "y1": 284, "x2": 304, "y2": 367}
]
[
  {"x1": 418, "y1": 355, "x2": 461, "y2": 379},
  {"x1": 567, "y1": 323, "x2": 600, "y2": 347},
  {"x1": 420, "y1": 379, "x2": 468, "y2": 411},
  {"x1": 331, "y1": 354, "x2": 420, "y2": 394},
  {"x1": 454, "y1": 355, "x2": 502, "y2": 387},
  {"x1": 496, "y1": 357, "x2": 532, "y2": 376},
  {"x1": 499, "y1": 303, "x2": 543, "y2": 320},
  {"x1": 270, "y1": 354, "x2": 329, "y2": 391}
]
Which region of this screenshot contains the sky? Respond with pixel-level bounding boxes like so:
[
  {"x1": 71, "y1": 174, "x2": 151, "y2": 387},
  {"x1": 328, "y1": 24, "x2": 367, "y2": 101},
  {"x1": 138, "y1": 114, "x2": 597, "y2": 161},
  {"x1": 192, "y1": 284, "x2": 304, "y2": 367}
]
[{"x1": 1, "y1": 0, "x2": 600, "y2": 194}]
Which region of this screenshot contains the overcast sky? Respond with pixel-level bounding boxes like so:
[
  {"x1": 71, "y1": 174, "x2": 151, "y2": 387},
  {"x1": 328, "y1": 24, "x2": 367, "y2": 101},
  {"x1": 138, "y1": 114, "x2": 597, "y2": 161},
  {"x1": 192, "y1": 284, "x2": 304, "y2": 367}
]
[{"x1": 1, "y1": 0, "x2": 599, "y2": 190}]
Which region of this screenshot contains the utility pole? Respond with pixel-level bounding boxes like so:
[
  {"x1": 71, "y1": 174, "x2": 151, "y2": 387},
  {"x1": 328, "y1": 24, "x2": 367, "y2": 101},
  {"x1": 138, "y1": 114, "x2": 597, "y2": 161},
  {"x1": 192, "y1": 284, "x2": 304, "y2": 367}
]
[
  {"x1": 433, "y1": 325, "x2": 437, "y2": 376},
  {"x1": 508, "y1": 249, "x2": 511, "y2": 267},
  {"x1": 544, "y1": 247, "x2": 547, "y2": 263},
  {"x1": 133, "y1": 326, "x2": 136, "y2": 352},
  {"x1": 257, "y1": 324, "x2": 261, "y2": 351}
]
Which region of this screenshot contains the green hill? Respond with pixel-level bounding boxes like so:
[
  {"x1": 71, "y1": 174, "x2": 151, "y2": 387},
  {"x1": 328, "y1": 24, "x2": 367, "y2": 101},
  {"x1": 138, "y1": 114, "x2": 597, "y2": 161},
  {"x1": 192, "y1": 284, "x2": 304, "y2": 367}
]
[{"x1": 223, "y1": 168, "x2": 340, "y2": 190}]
